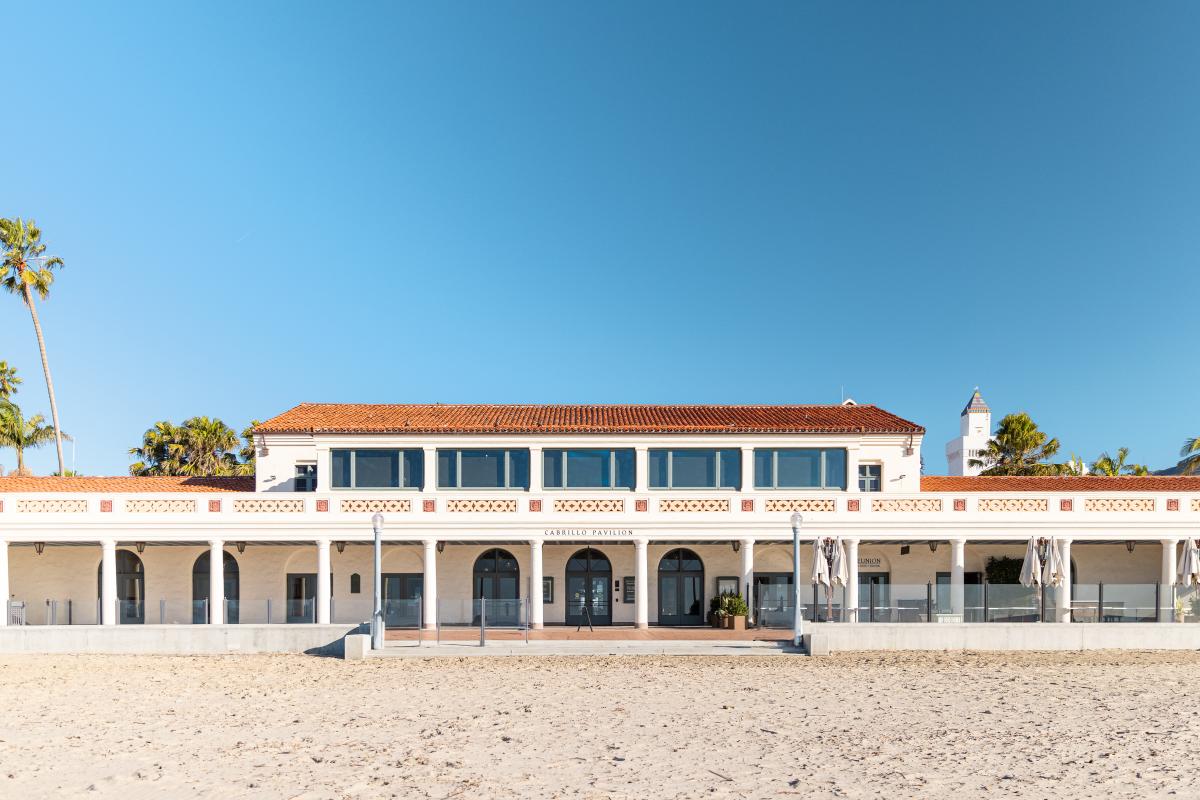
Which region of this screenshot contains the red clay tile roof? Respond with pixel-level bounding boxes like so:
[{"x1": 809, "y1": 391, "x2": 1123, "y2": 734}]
[
  {"x1": 922, "y1": 476, "x2": 1200, "y2": 492},
  {"x1": 255, "y1": 403, "x2": 924, "y2": 436},
  {"x1": 0, "y1": 476, "x2": 253, "y2": 493}
]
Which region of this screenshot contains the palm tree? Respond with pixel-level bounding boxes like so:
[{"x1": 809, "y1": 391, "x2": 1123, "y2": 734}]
[
  {"x1": 179, "y1": 416, "x2": 239, "y2": 476},
  {"x1": 968, "y1": 412, "x2": 1063, "y2": 476},
  {"x1": 129, "y1": 417, "x2": 254, "y2": 477},
  {"x1": 1178, "y1": 437, "x2": 1200, "y2": 475},
  {"x1": 235, "y1": 420, "x2": 261, "y2": 477},
  {"x1": 1090, "y1": 447, "x2": 1151, "y2": 476},
  {"x1": 0, "y1": 219, "x2": 65, "y2": 475},
  {"x1": 0, "y1": 362, "x2": 21, "y2": 400},
  {"x1": 0, "y1": 401, "x2": 67, "y2": 475},
  {"x1": 129, "y1": 420, "x2": 189, "y2": 476}
]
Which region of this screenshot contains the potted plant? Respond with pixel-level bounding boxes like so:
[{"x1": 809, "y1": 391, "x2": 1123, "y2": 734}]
[
  {"x1": 708, "y1": 594, "x2": 726, "y2": 627},
  {"x1": 1175, "y1": 597, "x2": 1187, "y2": 623},
  {"x1": 721, "y1": 593, "x2": 749, "y2": 631}
]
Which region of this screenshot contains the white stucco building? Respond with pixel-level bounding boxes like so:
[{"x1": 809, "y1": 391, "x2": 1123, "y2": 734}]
[
  {"x1": 1, "y1": 400, "x2": 1198, "y2": 637},
  {"x1": 945, "y1": 389, "x2": 991, "y2": 476}
]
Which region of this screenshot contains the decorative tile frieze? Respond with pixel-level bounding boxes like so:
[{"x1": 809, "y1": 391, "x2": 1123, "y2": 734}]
[
  {"x1": 847, "y1": 498, "x2": 861, "y2": 512},
  {"x1": 446, "y1": 499, "x2": 518, "y2": 513},
  {"x1": 871, "y1": 498, "x2": 943, "y2": 513},
  {"x1": 126, "y1": 499, "x2": 197, "y2": 514},
  {"x1": 316, "y1": 499, "x2": 329, "y2": 512},
  {"x1": 1193, "y1": 499, "x2": 1200, "y2": 513},
  {"x1": 422, "y1": 499, "x2": 436, "y2": 513},
  {"x1": 233, "y1": 499, "x2": 305, "y2": 513},
  {"x1": 635, "y1": 499, "x2": 648, "y2": 512},
  {"x1": 339, "y1": 499, "x2": 412, "y2": 514},
  {"x1": 529, "y1": 499, "x2": 542, "y2": 512},
  {"x1": 100, "y1": 500, "x2": 113, "y2": 513},
  {"x1": 953, "y1": 499, "x2": 967, "y2": 512},
  {"x1": 553, "y1": 499, "x2": 624, "y2": 513},
  {"x1": 1060, "y1": 499, "x2": 1073, "y2": 512},
  {"x1": 1167, "y1": 499, "x2": 1179, "y2": 512},
  {"x1": 658, "y1": 498, "x2": 730, "y2": 513},
  {"x1": 1085, "y1": 498, "x2": 1155, "y2": 513},
  {"x1": 208, "y1": 499, "x2": 222, "y2": 513},
  {"x1": 764, "y1": 499, "x2": 836, "y2": 513},
  {"x1": 977, "y1": 498, "x2": 1048, "y2": 512},
  {"x1": 17, "y1": 499, "x2": 87, "y2": 514},
  {"x1": 741, "y1": 499, "x2": 754, "y2": 512}
]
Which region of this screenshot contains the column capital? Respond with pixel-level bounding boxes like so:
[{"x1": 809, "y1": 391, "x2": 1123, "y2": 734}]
[
  {"x1": 529, "y1": 539, "x2": 543, "y2": 550},
  {"x1": 315, "y1": 537, "x2": 331, "y2": 548},
  {"x1": 633, "y1": 537, "x2": 649, "y2": 548},
  {"x1": 422, "y1": 538, "x2": 439, "y2": 549},
  {"x1": 1161, "y1": 537, "x2": 1180, "y2": 545},
  {"x1": 100, "y1": 538, "x2": 117, "y2": 549},
  {"x1": 208, "y1": 538, "x2": 224, "y2": 548}
]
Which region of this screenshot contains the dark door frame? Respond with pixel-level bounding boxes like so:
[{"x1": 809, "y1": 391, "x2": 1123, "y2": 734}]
[
  {"x1": 657, "y1": 548, "x2": 705, "y2": 626},
  {"x1": 565, "y1": 547, "x2": 613, "y2": 626}
]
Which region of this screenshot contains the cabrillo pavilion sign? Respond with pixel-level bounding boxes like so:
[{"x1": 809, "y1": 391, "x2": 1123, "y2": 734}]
[{"x1": 544, "y1": 529, "x2": 635, "y2": 537}]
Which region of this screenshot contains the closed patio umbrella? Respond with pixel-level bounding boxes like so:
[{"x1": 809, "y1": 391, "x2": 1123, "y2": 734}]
[
  {"x1": 1179, "y1": 538, "x2": 1200, "y2": 587},
  {"x1": 1019, "y1": 537, "x2": 1042, "y2": 588},
  {"x1": 1042, "y1": 538, "x2": 1065, "y2": 587},
  {"x1": 829, "y1": 538, "x2": 849, "y2": 588},
  {"x1": 810, "y1": 538, "x2": 830, "y2": 587}
]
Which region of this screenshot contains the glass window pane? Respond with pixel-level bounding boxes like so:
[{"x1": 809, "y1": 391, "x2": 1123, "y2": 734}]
[
  {"x1": 508, "y1": 450, "x2": 530, "y2": 489},
  {"x1": 437, "y1": 450, "x2": 457, "y2": 488},
  {"x1": 754, "y1": 450, "x2": 772, "y2": 488},
  {"x1": 543, "y1": 450, "x2": 563, "y2": 488},
  {"x1": 671, "y1": 450, "x2": 716, "y2": 488},
  {"x1": 680, "y1": 550, "x2": 703, "y2": 571},
  {"x1": 403, "y1": 450, "x2": 424, "y2": 489},
  {"x1": 355, "y1": 450, "x2": 399, "y2": 488},
  {"x1": 776, "y1": 449, "x2": 820, "y2": 488},
  {"x1": 659, "y1": 551, "x2": 679, "y2": 571},
  {"x1": 460, "y1": 450, "x2": 505, "y2": 488},
  {"x1": 566, "y1": 450, "x2": 610, "y2": 488},
  {"x1": 719, "y1": 450, "x2": 741, "y2": 489},
  {"x1": 614, "y1": 449, "x2": 635, "y2": 489},
  {"x1": 649, "y1": 450, "x2": 668, "y2": 488},
  {"x1": 331, "y1": 450, "x2": 351, "y2": 489},
  {"x1": 823, "y1": 449, "x2": 847, "y2": 490}
]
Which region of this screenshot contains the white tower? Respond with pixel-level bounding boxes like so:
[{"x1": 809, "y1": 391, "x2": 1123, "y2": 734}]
[{"x1": 945, "y1": 389, "x2": 991, "y2": 476}]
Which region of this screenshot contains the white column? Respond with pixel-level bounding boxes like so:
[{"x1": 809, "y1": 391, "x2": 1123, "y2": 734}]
[
  {"x1": 422, "y1": 447, "x2": 438, "y2": 491},
  {"x1": 739, "y1": 539, "x2": 754, "y2": 621},
  {"x1": 316, "y1": 538, "x2": 331, "y2": 624},
  {"x1": 1162, "y1": 538, "x2": 1179, "y2": 622},
  {"x1": 100, "y1": 539, "x2": 117, "y2": 626},
  {"x1": 635, "y1": 447, "x2": 649, "y2": 492},
  {"x1": 315, "y1": 447, "x2": 331, "y2": 493},
  {"x1": 845, "y1": 448, "x2": 860, "y2": 493},
  {"x1": 529, "y1": 447, "x2": 543, "y2": 492},
  {"x1": 950, "y1": 538, "x2": 966, "y2": 617},
  {"x1": 209, "y1": 539, "x2": 225, "y2": 624},
  {"x1": 634, "y1": 538, "x2": 649, "y2": 628},
  {"x1": 740, "y1": 448, "x2": 755, "y2": 492},
  {"x1": 1057, "y1": 539, "x2": 1072, "y2": 623},
  {"x1": 0, "y1": 540, "x2": 8, "y2": 626},
  {"x1": 529, "y1": 540, "x2": 544, "y2": 628},
  {"x1": 423, "y1": 539, "x2": 438, "y2": 629},
  {"x1": 844, "y1": 538, "x2": 860, "y2": 622}
]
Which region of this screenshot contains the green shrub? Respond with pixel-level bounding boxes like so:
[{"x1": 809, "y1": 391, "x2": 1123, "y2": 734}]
[
  {"x1": 720, "y1": 592, "x2": 749, "y2": 617},
  {"x1": 985, "y1": 556, "x2": 1023, "y2": 584}
]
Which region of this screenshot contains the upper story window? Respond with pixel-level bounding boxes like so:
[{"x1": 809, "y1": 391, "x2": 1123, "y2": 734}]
[
  {"x1": 331, "y1": 449, "x2": 423, "y2": 490},
  {"x1": 438, "y1": 449, "x2": 530, "y2": 489},
  {"x1": 543, "y1": 449, "x2": 635, "y2": 490},
  {"x1": 294, "y1": 464, "x2": 317, "y2": 492},
  {"x1": 858, "y1": 464, "x2": 882, "y2": 492},
  {"x1": 648, "y1": 449, "x2": 741, "y2": 490},
  {"x1": 754, "y1": 448, "x2": 847, "y2": 490}
]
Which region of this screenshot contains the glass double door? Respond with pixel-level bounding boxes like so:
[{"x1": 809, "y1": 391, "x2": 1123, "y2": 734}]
[
  {"x1": 383, "y1": 573, "x2": 423, "y2": 628},
  {"x1": 474, "y1": 574, "x2": 521, "y2": 625},
  {"x1": 753, "y1": 573, "x2": 794, "y2": 628},
  {"x1": 566, "y1": 572, "x2": 611, "y2": 626},
  {"x1": 658, "y1": 573, "x2": 703, "y2": 625}
]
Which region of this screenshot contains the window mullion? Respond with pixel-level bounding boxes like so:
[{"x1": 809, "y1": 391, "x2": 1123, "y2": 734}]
[{"x1": 350, "y1": 450, "x2": 356, "y2": 490}]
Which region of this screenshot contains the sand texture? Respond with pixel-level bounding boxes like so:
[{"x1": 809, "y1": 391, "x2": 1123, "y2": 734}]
[{"x1": 1, "y1": 651, "x2": 1198, "y2": 798}]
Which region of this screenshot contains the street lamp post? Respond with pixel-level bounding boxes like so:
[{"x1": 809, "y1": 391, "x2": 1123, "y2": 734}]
[
  {"x1": 791, "y1": 512, "x2": 804, "y2": 647},
  {"x1": 371, "y1": 512, "x2": 384, "y2": 650}
]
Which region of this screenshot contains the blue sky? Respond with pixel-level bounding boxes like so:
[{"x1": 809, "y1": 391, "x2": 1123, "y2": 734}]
[{"x1": 3, "y1": 2, "x2": 1199, "y2": 476}]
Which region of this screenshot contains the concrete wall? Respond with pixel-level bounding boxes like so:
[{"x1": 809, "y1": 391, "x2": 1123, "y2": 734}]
[
  {"x1": 0, "y1": 624, "x2": 360, "y2": 655},
  {"x1": 807, "y1": 622, "x2": 1200, "y2": 652}
]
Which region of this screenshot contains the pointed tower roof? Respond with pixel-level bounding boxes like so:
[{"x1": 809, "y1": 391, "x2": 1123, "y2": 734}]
[{"x1": 962, "y1": 388, "x2": 989, "y2": 415}]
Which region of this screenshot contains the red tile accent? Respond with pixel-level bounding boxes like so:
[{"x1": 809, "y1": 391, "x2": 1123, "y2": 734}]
[
  {"x1": 847, "y1": 498, "x2": 861, "y2": 512},
  {"x1": 100, "y1": 500, "x2": 113, "y2": 513},
  {"x1": 423, "y1": 499, "x2": 436, "y2": 513},
  {"x1": 1060, "y1": 499, "x2": 1073, "y2": 512},
  {"x1": 315, "y1": 499, "x2": 328, "y2": 512},
  {"x1": 741, "y1": 499, "x2": 754, "y2": 512},
  {"x1": 0, "y1": 500, "x2": 4, "y2": 513},
  {"x1": 1168, "y1": 498, "x2": 1180, "y2": 511},
  {"x1": 529, "y1": 499, "x2": 542, "y2": 512},
  {"x1": 953, "y1": 499, "x2": 966, "y2": 511},
  {"x1": 635, "y1": 499, "x2": 648, "y2": 512}
]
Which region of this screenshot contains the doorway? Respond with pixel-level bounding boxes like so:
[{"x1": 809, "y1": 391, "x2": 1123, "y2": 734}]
[
  {"x1": 658, "y1": 548, "x2": 704, "y2": 625},
  {"x1": 566, "y1": 548, "x2": 612, "y2": 626},
  {"x1": 858, "y1": 573, "x2": 891, "y2": 622},
  {"x1": 383, "y1": 573, "x2": 424, "y2": 627},
  {"x1": 473, "y1": 549, "x2": 521, "y2": 625},
  {"x1": 192, "y1": 551, "x2": 240, "y2": 624},
  {"x1": 97, "y1": 550, "x2": 144, "y2": 624}
]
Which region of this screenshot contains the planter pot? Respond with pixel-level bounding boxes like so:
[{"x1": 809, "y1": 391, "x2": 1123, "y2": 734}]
[
  {"x1": 709, "y1": 612, "x2": 724, "y2": 628},
  {"x1": 728, "y1": 614, "x2": 746, "y2": 631}
]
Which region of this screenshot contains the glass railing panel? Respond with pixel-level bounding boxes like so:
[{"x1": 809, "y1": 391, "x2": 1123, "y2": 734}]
[
  {"x1": 983, "y1": 584, "x2": 1041, "y2": 623},
  {"x1": 382, "y1": 598, "x2": 422, "y2": 629},
  {"x1": 1099, "y1": 583, "x2": 1159, "y2": 623}
]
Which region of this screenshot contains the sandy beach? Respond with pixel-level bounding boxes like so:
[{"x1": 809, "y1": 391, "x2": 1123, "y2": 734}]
[{"x1": 1, "y1": 651, "x2": 1198, "y2": 799}]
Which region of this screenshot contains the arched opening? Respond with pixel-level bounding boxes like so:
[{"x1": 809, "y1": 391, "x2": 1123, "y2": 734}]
[
  {"x1": 566, "y1": 548, "x2": 612, "y2": 626},
  {"x1": 192, "y1": 551, "x2": 240, "y2": 624},
  {"x1": 658, "y1": 548, "x2": 704, "y2": 626},
  {"x1": 97, "y1": 550, "x2": 145, "y2": 625},
  {"x1": 473, "y1": 548, "x2": 520, "y2": 625}
]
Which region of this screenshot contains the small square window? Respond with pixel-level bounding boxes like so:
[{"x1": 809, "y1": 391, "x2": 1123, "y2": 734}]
[
  {"x1": 295, "y1": 464, "x2": 317, "y2": 492},
  {"x1": 859, "y1": 464, "x2": 882, "y2": 493}
]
